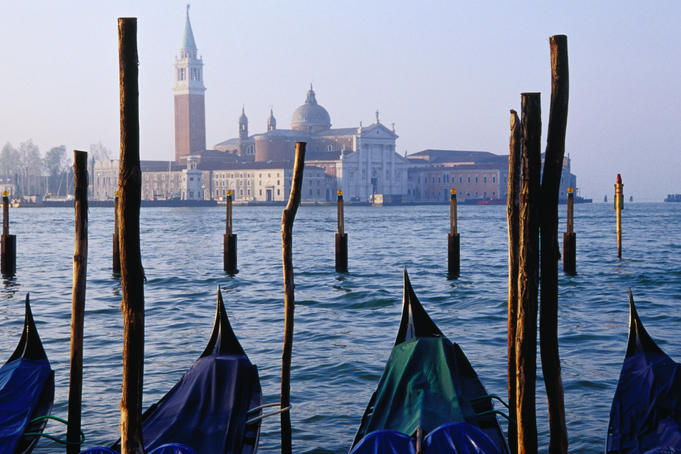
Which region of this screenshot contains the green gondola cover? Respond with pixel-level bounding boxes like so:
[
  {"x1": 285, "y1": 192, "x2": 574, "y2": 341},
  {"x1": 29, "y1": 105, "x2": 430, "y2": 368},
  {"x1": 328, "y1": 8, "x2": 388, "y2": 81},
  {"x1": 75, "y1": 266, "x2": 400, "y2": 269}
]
[{"x1": 363, "y1": 336, "x2": 478, "y2": 437}]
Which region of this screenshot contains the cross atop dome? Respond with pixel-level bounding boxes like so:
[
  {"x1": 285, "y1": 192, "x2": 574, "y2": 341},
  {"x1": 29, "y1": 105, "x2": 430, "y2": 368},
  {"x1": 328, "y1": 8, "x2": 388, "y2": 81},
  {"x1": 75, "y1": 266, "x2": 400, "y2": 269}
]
[{"x1": 305, "y1": 85, "x2": 318, "y2": 105}]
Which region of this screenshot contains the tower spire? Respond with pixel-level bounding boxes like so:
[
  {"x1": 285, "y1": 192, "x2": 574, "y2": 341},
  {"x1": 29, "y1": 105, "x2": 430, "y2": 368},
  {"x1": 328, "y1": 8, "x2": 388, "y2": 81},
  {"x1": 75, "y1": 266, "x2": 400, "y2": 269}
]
[{"x1": 181, "y1": 4, "x2": 197, "y2": 54}]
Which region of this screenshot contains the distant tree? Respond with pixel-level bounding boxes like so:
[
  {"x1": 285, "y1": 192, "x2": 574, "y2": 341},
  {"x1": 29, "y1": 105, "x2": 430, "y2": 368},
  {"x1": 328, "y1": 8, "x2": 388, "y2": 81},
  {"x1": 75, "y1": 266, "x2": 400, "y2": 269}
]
[
  {"x1": 0, "y1": 142, "x2": 19, "y2": 176},
  {"x1": 18, "y1": 139, "x2": 43, "y2": 176},
  {"x1": 44, "y1": 145, "x2": 66, "y2": 176},
  {"x1": 17, "y1": 139, "x2": 42, "y2": 195}
]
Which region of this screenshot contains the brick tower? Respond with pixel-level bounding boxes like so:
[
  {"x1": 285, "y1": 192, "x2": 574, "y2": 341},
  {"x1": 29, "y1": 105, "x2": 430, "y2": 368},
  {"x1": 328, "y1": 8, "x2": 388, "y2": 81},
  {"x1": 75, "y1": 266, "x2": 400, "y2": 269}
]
[{"x1": 174, "y1": 5, "x2": 206, "y2": 164}]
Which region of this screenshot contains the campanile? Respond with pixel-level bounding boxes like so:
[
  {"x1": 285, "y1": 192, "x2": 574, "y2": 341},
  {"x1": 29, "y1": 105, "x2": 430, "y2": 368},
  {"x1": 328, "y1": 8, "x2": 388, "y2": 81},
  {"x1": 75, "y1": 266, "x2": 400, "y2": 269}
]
[{"x1": 174, "y1": 5, "x2": 206, "y2": 164}]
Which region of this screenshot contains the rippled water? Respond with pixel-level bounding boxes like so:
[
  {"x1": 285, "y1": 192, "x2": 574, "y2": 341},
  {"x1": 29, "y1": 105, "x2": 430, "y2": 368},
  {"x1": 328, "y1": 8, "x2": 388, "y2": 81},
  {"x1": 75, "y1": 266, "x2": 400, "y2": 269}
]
[{"x1": 1, "y1": 202, "x2": 680, "y2": 453}]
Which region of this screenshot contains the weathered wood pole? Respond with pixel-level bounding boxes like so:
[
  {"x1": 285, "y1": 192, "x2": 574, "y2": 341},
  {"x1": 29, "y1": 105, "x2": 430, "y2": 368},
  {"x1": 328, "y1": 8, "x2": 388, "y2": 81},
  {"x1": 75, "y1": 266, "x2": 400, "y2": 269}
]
[
  {"x1": 67, "y1": 150, "x2": 88, "y2": 454},
  {"x1": 118, "y1": 17, "x2": 145, "y2": 454},
  {"x1": 447, "y1": 188, "x2": 460, "y2": 279},
  {"x1": 335, "y1": 189, "x2": 348, "y2": 273},
  {"x1": 280, "y1": 142, "x2": 306, "y2": 454},
  {"x1": 113, "y1": 193, "x2": 121, "y2": 275},
  {"x1": 539, "y1": 34, "x2": 569, "y2": 454},
  {"x1": 516, "y1": 92, "x2": 541, "y2": 454},
  {"x1": 615, "y1": 173, "x2": 623, "y2": 259},
  {"x1": 223, "y1": 190, "x2": 238, "y2": 275},
  {"x1": 1, "y1": 191, "x2": 16, "y2": 276},
  {"x1": 506, "y1": 109, "x2": 521, "y2": 454},
  {"x1": 562, "y1": 187, "x2": 576, "y2": 275}
]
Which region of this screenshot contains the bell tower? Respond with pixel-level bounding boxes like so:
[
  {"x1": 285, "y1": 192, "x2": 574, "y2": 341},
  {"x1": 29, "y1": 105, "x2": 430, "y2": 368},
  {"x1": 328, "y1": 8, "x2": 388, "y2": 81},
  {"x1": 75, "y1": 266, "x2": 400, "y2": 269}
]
[{"x1": 174, "y1": 5, "x2": 206, "y2": 164}]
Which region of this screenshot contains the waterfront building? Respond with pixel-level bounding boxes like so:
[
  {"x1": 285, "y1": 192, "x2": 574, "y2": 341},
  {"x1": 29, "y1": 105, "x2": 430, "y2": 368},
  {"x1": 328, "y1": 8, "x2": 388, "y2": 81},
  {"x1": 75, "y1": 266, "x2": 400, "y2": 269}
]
[
  {"x1": 406, "y1": 149, "x2": 576, "y2": 203},
  {"x1": 93, "y1": 158, "x2": 334, "y2": 203}
]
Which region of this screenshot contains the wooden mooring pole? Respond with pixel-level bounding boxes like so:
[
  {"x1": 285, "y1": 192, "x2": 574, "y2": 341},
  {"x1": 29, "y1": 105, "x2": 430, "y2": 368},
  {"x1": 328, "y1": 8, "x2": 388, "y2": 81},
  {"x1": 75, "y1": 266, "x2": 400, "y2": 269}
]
[
  {"x1": 506, "y1": 109, "x2": 521, "y2": 454},
  {"x1": 615, "y1": 173, "x2": 623, "y2": 259},
  {"x1": 224, "y1": 190, "x2": 238, "y2": 275},
  {"x1": 539, "y1": 34, "x2": 569, "y2": 454},
  {"x1": 1, "y1": 191, "x2": 16, "y2": 276},
  {"x1": 563, "y1": 187, "x2": 576, "y2": 275},
  {"x1": 118, "y1": 17, "x2": 145, "y2": 454},
  {"x1": 335, "y1": 189, "x2": 348, "y2": 273},
  {"x1": 281, "y1": 142, "x2": 306, "y2": 454},
  {"x1": 67, "y1": 150, "x2": 88, "y2": 453},
  {"x1": 516, "y1": 92, "x2": 541, "y2": 454},
  {"x1": 113, "y1": 193, "x2": 120, "y2": 275},
  {"x1": 447, "y1": 188, "x2": 460, "y2": 279}
]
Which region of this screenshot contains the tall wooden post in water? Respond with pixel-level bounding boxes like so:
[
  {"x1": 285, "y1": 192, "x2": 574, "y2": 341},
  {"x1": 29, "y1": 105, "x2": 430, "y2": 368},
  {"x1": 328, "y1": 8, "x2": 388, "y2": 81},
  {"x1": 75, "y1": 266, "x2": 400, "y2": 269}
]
[
  {"x1": 224, "y1": 190, "x2": 238, "y2": 275},
  {"x1": 615, "y1": 174, "x2": 623, "y2": 259},
  {"x1": 448, "y1": 188, "x2": 460, "y2": 279},
  {"x1": 516, "y1": 92, "x2": 541, "y2": 454},
  {"x1": 118, "y1": 17, "x2": 145, "y2": 454},
  {"x1": 281, "y1": 142, "x2": 306, "y2": 454},
  {"x1": 67, "y1": 150, "x2": 88, "y2": 453},
  {"x1": 562, "y1": 188, "x2": 576, "y2": 275},
  {"x1": 335, "y1": 189, "x2": 348, "y2": 273},
  {"x1": 506, "y1": 109, "x2": 521, "y2": 454},
  {"x1": 113, "y1": 193, "x2": 121, "y2": 275},
  {"x1": 1, "y1": 191, "x2": 16, "y2": 276}
]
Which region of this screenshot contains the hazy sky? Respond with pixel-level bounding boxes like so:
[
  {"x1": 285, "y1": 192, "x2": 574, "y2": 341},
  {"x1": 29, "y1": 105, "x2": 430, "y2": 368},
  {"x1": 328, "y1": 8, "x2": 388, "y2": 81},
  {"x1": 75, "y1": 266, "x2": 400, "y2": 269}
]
[{"x1": 0, "y1": 1, "x2": 679, "y2": 201}]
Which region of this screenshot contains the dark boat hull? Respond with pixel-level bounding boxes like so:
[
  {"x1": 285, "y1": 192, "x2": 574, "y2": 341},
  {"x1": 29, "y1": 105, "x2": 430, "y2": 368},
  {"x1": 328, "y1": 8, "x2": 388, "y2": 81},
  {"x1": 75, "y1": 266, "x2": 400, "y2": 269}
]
[
  {"x1": 350, "y1": 270, "x2": 508, "y2": 453},
  {"x1": 109, "y1": 289, "x2": 261, "y2": 454},
  {"x1": 607, "y1": 291, "x2": 681, "y2": 453},
  {"x1": 0, "y1": 294, "x2": 54, "y2": 454}
]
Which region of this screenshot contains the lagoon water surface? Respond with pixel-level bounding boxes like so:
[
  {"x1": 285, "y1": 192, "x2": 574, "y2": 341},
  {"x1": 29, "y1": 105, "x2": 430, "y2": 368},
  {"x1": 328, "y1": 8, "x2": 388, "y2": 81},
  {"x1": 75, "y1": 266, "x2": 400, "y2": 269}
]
[{"x1": 1, "y1": 203, "x2": 680, "y2": 453}]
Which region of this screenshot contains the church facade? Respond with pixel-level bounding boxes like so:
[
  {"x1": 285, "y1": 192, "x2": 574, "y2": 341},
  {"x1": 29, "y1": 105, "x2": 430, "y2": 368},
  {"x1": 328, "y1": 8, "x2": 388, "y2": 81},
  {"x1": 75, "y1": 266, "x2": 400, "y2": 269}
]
[{"x1": 215, "y1": 87, "x2": 409, "y2": 202}]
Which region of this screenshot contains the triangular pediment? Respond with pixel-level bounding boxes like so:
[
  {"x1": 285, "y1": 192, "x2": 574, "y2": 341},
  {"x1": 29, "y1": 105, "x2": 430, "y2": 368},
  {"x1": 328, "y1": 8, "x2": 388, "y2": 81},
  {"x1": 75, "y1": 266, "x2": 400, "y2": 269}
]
[{"x1": 361, "y1": 122, "x2": 398, "y2": 139}]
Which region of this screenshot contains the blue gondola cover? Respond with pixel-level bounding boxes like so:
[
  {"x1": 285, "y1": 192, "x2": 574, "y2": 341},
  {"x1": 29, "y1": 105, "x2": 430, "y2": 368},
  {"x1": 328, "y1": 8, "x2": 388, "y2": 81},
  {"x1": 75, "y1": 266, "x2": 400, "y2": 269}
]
[
  {"x1": 350, "y1": 429, "x2": 416, "y2": 454},
  {"x1": 140, "y1": 353, "x2": 259, "y2": 453},
  {"x1": 0, "y1": 358, "x2": 52, "y2": 454},
  {"x1": 607, "y1": 348, "x2": 681, "y2": 453},
  {"x1": 81, "y1": 444, "x2": 196, "y2": 454},
  {"x1": 424, "y1": 422, "x2": 502, "y2": 454}
]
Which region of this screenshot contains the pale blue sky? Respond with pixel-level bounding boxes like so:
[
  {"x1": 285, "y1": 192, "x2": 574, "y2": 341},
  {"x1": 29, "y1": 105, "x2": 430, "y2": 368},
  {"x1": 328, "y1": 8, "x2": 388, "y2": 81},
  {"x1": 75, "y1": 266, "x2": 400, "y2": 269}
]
[{"x1": 0, "y1": 1, "x2": 679, "y2": 200}]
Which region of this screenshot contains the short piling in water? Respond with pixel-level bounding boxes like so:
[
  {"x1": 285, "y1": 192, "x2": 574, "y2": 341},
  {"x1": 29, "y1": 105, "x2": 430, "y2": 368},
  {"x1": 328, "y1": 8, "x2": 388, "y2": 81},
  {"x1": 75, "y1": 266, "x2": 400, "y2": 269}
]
[
  {"x1": 223, "y1": 190, "x2": 238, "y2": 275},
  {"x1": 1, "y1": 191, "x2": 16, "y2": 276},
  {"x1": 113, "y1": 193, "x2": 121, "y2": 275},
  {"x1": 448, "y1": 188, "x2": 460, "y2": 279},
  {"x1": 615, "y1": 174, "x2": 623, "y2": 259},
  {"x1": 562, "y1": 187, "x2": 576, "y2": 275},
  {"x1": 335, "y1": 190, "x2": 348, "y2": 273}
]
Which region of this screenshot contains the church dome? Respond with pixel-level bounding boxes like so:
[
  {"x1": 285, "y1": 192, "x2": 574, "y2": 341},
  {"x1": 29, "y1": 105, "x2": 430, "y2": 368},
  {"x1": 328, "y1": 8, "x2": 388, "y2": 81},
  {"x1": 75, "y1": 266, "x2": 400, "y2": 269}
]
[{"x1": 291, "y1": 86, "x2": 331, "y2": 133}]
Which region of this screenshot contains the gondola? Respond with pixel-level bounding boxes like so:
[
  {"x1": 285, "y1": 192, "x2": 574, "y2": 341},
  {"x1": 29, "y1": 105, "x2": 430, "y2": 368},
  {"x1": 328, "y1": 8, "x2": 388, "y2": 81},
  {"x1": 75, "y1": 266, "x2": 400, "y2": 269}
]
[
  {"x1": 0, "y1": 294, "x2": 55, "y2": 454},
  {"x1": 93, "y1": 288, "x2": 262, "y2": 454},
  {"x1": 606, "y1": 291, "x2": 681, "y2": 453},
  {"x1": 350, "y1": 269, "x2": 509, "y2": 454}
]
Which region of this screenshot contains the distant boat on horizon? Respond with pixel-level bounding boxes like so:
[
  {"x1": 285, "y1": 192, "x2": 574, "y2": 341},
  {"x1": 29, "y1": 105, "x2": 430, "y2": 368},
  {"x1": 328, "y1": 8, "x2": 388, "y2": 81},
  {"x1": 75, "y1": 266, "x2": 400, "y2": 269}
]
[{"x1": 664, "y1": 194, "x2": 681, "y2": 202}]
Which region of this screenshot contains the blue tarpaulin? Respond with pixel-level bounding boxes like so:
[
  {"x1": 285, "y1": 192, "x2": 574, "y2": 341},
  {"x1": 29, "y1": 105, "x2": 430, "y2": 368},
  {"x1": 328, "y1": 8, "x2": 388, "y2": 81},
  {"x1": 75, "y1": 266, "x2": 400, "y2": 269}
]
[
  {"x1": 0, "y1": 358, "x2": 52, "y2": 454},
  {"x1": 351, "y1": 430, "x2": 415, "y2": 454},
  {"x1": 350, "y1": 423, "x2": 500, "y2": 454},
  {"x1": 138, "y1": 353, "x2": 259, "y2": 453},
  {"x1": 424, "y1": 422, "x2": 502, "y2": 454},
  {"x1": 607, "y1": 349, "x2": 681, "y2": 453},
  {"x1": 81, "y1": 444, "x2": 196, "y2": 454}
]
